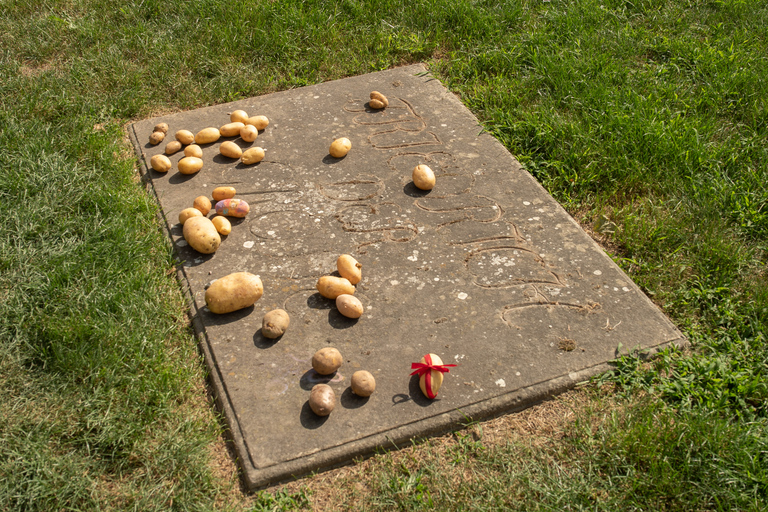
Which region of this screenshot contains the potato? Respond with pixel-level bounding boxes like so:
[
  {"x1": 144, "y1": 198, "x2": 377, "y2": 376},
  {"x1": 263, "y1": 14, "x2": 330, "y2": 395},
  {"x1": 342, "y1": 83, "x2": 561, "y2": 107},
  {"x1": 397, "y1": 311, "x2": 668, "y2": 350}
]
[
  {"x1": 418, "y1": 353, "x2": 447, "y2": 399},
  {"x1": 336, "y1": 294, "x2": 363, "y2": 319},
  {"x1": 369, "y1": 91, "x2": 388, "y2": 109},
  {"x1": 329, "y1": 137, "x2": 351, "y2": 158},
  {"x1": 204, "y1": 271, "x2": 263, "y2": 314},
  {"x1": 219, "y1": 140, "x2": 243, "y2": 159},
  {"x1": 211, "y1": 216, "x2": 232, "y2": 235},
  {"x1": 312, "y1": 347, "x2": 343, "y2": 375},
  {"x1": 230, "y1": 109, "x2": 249, "y2": 123},
  {"x1": 262, "y1": 309, "x2": 290, "y2": 339},
  {"x1": 337, "y1": 254, "x2": 362, "y2": 284},
  {"x1": 175, "y1": 129, "x2": 195, "y2": 145},
  {"x1": 215, "y1": 198, "x2": 249, "y2": 217},
  {"x1": 195, "y1": 127, "x2": 221, "y2": 144},
  {"x1": 219, "y1": 122, "x2": 245, "y2": 138},
  {"x1": 150, "y1": 154, "x2": 172, "y2": 173},
  {"x1": 193, "y1": 195, "x2": 212, "y2": 216},
  {"x1": 153, "y1": 122, "x2": 169, "y2": 134},
  {"x1": 412, "y1": 164, "x2": 436, "y2": 191},
  {"x1": 212, "y1": 186, "x2": 236, "y2": 201},
  {"x1": 178, "y1": 156, "x2": 204, "y2": 175},
  {"x1": 316, "y1": 276, "x2": 355, "y2": 299},
  {"x1": 149, "y1": 131, "x2": 165, "y2": 145},
  {"x1": 165, "y1": 140, "x2": 182, "y2": 155},
  {"x1": 240, "y1": 124, "x2": 258, "y2": 142},
  {"x1": 182, "y1": 216, "x2": 221, "y2": 254},
  {"x1": 351, "y1": 370, "x2": 376, "y2": 397},
  {"x1": 184, "y1": 144, "x2": 203, "y2": 158},
  {"x1": 179, "y1": 207, "x2": 203, "y2": 225},
  {"x1": 309, "y1": 384, "x2": 335, "y2": 416},
  {"x1": 241, "y1": 147, "x2": 265, "y2": 165},
  {"x1": 246, "y1": 115, "x2": 269, "y2": 130}
]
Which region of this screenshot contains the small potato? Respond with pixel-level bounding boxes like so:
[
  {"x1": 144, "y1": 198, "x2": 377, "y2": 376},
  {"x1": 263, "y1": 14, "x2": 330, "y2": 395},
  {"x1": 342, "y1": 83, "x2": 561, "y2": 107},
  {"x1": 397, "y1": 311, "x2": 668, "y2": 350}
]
[
  {"x1": 336, "y1": 294, "x2": 363, "y2": 319},
  {"x1": 195, "y1": 127, "x2": 221, "y2": 145},
  {"x1": 312, "y1": 347, "x2": 343, "y2": 375},
  {"x1": 215, "y1": 198, "x2": 249, "y2": 218},
  {"x1": 219, "y1": 122, "x2": 245, "y2": 138},
  {"x1": 211, "y1": 216, "x2": 232, "y2": 235},
  {"x1": 329, "y1": 137, "x2": 351, "y2": 158},
  {"x1": 179, "y1": 207, "x2": 203, "y2": 225},
  {"x1": 369, "y1": 91, "x2": 389, "y2": 109},
  {"x1": 165, "y1": 140, "x2": 182, "y2": 155},
  {"x1": 178, "y1": 156, "x2": 204, "y2": 175},
  {"x1": 262, "y1": 309, "x2": 290, "y2": 339},
  {"x1": 219, "y1": 140, "x2": 243, "y2": 159},
  {"x1": 230, "y1": 109, "x2": 249, "y2": 123},
  {"x1": 182, "y1": 216, "x2": 221, "y2": 254},
  {"x1": 246, "y1": 115, "x2": 269, "y2": 130},
  {"x1": 241, "y1": 147, "x2": 265, "y2": 165},
  {"x1": 204, "y1": 272, "x2": 263, "y2": 314},
  {"x1": 309, "y1": 384, "x2": 335, "y2": 416},
  {"x1": 153, "y1": 122, "x2": 169, "y2": 134},
  {"x1": 150, "y1": 154, "x2": 172, "y2": 173},
  {"x1": 351, "y1": 371, "x2": 376, "y2": 397},
  {"x1": 336, "y1": 254, "x2": 362, "y2": 284},
  {"x1": 240, "y1": 124, "x2": 258, "y2": 142},
  {"x1": 175, "y1": 129, "x2": 195, "y2": 145},
  {"x1": 149, "y1": 131, "x2": 165, "y2": 145},
  {"x1": 184, "y1": 144, "x2": 203, "y2": 158},
  {"x1": 212, "y1": 186, "x2": 236, "y2": 201},
  {"x1": 316, "y1": 276, "x2": 355, "y2": 299},
  {"x1": 193, "y1": 195, "x2": 212, "y2": 216},
  {"x1": 412, "y1": 164, "x2": 436, "y2": 191}
]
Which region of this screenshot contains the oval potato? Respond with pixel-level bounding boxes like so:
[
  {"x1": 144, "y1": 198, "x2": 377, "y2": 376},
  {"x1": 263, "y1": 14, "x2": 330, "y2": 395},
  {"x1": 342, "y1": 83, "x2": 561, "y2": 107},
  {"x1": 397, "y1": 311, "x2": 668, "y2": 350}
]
[
  {"x1": 165, "y1": 140, "x2": 182, "y2": 155},
  {"x1": 219, "y1": 122, "x2": 245, "y2": 138},
  {"x1": 312, "y1": 347, "x2": 343, "y2": 375},
  {"x1": 153, "y1": 122, "x2": 169, "y2": 134},
  {"x1": 184, "y1": 144, "x2": 203, "y2": 158},
  {"x1": 204, "y1": 272, "x2": 263, "y2": 314},
  {"x1": 175, "y1": 129, "x2": 195, "y2": 145},
  {"x1": 150, "y1": 154, "x2": 172, "y2": 173},
  {"x1": 195, "y1": 127, "x2": 221, "y2": 145},
  {"x1": 316, "y1": 276, "x2": 355, "y2": 299},
  {"x1": 337, "y1": 254, "x2": 362, "y2": 284},
  {"x1": 329, "y1": 137, "x2": 351, "y2": 158},
  {"x1": 240, "y1": 124, "x2": 258, "y2": 142},
  {"x1": 215, "y1": 198, "x2": 249, "y2": 218},
  {"x1": 246, "y1": 115, "x2": 269, "y2": 130},
  {"x1": 309, "y1": 384, "x2": 335, "y2": 416},
  {"x1": 230, "y1": 110, "x2": 249, "y2": 123},
  {"x1": 211, "y1": 215, "x2": 232, "y2": 235},
  {"x1": 219, "y1": 140, "x2": 243, "y2": 159},
  {"x1": 193, "y1": 195, "x2": 212, "y2": 216},
  {"x1": 412, "y1": 164, "x2": 436, "y2": 191},
  {"x1": 351, "y1": 370, "x2": 376, "y2": 397},
  {"x1": 178, "y1": 156, "x2": 203, "y2": 175},
  {"x1": 149, "y1": 131, "x2": 165, "y2": 145},
  {"x1": 336, "y1": 294, "x2": 363, "y2": 319},
  {"x1": 262, "y1": 309, "x2": 290, "y2": 339},
  {"x1": 182, "y1": 216, "x2": 221, "y2": 254},
  {"x1": 369, "y1": 91, "x2": 389, "y2": 109},
  {"x1": 212, "y1": 186, "x2": 236, "y2": 202},
  {"x1": 179, "y1": 207, "x2": 203, "y2": 225},
  {"x1": 241, "y1": 147, "x2": 265, "y2": 165}
]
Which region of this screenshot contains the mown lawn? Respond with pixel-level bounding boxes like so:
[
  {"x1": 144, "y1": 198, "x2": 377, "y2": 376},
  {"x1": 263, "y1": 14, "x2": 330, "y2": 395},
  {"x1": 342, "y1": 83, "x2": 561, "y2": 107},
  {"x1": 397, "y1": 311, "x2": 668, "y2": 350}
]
[{"x1": 1, "y1": 0, "x2": 766, "y2": 510}]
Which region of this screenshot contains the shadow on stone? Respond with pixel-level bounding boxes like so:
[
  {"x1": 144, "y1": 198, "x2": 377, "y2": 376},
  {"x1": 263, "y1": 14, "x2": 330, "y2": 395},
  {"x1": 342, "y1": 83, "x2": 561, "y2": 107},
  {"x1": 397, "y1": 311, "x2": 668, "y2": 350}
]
[
  {"x1": 306, "y1": 292, "x2": 334, "y2": 310},
  {"x1": 402, "y1": 182, "x2": 431, "y2": 198},
  {"x1": 169, "y1": 172, "x2": 198, "y2": 185},
  {"x1": 299, "y1": 401, "x2": 329, "y2": 429},
  {"x1": 201, "y1": 305, "x2": 254, "y2": 326},
  {"x1": 213, "y1": 154, "x2": 240, "y2": 165},
  {"x1": 328, "y1": 308, "x2": 358, "y2": 329},
  {"x1": 299, "y1": 369, "x2": 335, "y2": 391},
  {"x1": 340, "y1": 387, "x2": 369, "y2": 409},
  {"x1": 253, "y1": 328, "x2": 280, "y2": 349},
  {"x1": 322, "y1": 154, "x2": 346, "y2": 165},
  {"x1": 408, "y1": 374, "x2": 437, "y2": 407}
]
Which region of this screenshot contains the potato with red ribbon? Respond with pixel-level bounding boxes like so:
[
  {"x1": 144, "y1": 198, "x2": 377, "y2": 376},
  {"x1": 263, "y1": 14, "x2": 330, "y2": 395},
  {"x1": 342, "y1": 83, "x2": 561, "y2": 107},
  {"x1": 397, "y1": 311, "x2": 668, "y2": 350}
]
[{"x1": 410, "y1": 353, "x2": 456, "y2": 399}]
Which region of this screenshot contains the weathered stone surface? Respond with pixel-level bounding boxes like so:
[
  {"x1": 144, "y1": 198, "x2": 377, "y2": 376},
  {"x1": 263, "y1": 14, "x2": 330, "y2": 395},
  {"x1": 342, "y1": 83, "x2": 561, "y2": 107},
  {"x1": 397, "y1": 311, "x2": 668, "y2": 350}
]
[{"x1": 130, "y1": 64, "x2": 684, "y2": 489}]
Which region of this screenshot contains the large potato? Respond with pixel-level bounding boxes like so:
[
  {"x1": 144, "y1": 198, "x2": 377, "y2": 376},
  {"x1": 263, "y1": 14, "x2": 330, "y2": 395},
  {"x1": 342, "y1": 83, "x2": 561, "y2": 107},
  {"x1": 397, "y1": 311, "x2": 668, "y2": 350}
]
[
  {"x1": 205, "y1": 272, "x2": 263, "y2": 314},
  {"x1": 178, "y1": 207, "x2": 203, "y2": 225},
  {"x1": 337, "y1": 254, "x2": 362, "y2": 284},
  {"x1": 309, "y1": 384, "x2": 335, "y2": 416},
  {"x1": 316, "y1": 276, "x2": 354, "y2": 299},
  {"x1": 241, "y1": 147, "x2": 265, "y2": 165},
  {"x1": 219, "y1": 122, "x2": 245, "y2": 138},
  {"x1": 182, "y1": 216, "x2": 221, "y2": 254},
  {"x1": 329, "y1": 137, "x2": 351, "y2": 158},
  {"x1": 150, "y1": 154, "x2": 171, "y2": 173},
  {"x1": 312, "y1": 347, "x2": 343, "y2": 375},
  {"x1": 246, "y1": 115, "x2": 269, "y2": 130},
  {"x1": 184, "y1": 144, "x2": 203, "y2": 158},
  {"x1": 336, "y1": 294, "x2": 363, "y2": 319},
  {"x1": 219, "y1": 140, "x2": 243, "y2": 159},
  {"x1": 175, "y1": 129, "x2": 195, "y2": 145},
  {"x1": 178, "y1": 156, "x2": 203, "y2": 175},
  {"x1": 195, "y1": 127, "x2": 220, "y2": 144},
  {"x1": 212, "y1": 186, "x2": 236, "y2": 201},
  {"x1": 230, "y1": 110, "x2": 249, "y2": 123},
  {"x1": 262, "y1": 309, "x2": 290, "y2": 339},
  {"x1": 240, "y1": 124, "x2": 258, "y2": 142},
  {"x1": 351, "y1": 370, "x2": 376, "y2": 397}
]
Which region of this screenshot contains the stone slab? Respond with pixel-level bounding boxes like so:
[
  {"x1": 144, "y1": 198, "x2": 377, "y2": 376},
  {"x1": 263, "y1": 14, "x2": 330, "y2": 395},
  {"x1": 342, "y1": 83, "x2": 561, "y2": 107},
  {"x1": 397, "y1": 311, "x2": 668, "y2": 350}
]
[{"x1": 129, "y1": 64, "x2": 685, "y2": 489}]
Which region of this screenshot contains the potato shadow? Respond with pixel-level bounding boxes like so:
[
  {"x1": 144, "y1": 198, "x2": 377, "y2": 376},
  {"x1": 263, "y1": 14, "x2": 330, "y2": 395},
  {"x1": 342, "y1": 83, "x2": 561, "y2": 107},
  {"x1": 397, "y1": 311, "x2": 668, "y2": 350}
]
[
  {"x1": 403, "y1": 182, "x2": 431, "y2": 198},
  {"x1": 299, "y1": 401, "x2": 330, "y2": 429},
  {"x1": 212, "y1": 154, "x2": 240, "y2": 165},
  {"x1": 253, "y1": 328, "x2": 281, "y2": 349},
  {"x1": 328, "y1": 308, "x2": 359, "y2": 329},
  {"x1": 322, "y1": 154, "x2": 347, "y2": 165},
  {"x1": 299, "y1": 369, "x2": 337, "y2": 391},
  {"x1": 306, "y1": 292, "x2": 334, "y2": 310},
  {"x1": 200, "y1": 305, "x2": 255, "y2": 326},
  {"x1": 340, "y1": 387, "x2": 369, "y2": 409},
  {"x1": 169, "y1": 171, "x2": 199, "y2": 184},
  {"x1": 408, "y1": 374, "x2": 437, "y2": 407}
]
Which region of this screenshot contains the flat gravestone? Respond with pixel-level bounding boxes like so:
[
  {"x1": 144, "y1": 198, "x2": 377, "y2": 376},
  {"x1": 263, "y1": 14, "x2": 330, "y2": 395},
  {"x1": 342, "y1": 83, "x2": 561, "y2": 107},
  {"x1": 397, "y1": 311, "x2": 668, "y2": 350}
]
[{"x1": 129, "y1": 64, "x2": 684, "y2": 489}]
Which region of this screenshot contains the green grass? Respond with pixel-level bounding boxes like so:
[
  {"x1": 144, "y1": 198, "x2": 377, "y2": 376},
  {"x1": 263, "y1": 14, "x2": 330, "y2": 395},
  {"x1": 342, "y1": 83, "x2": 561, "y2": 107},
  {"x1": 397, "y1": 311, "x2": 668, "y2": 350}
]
[{"x1": 1, "y1": 0, "x2": 766, "y2": 509}]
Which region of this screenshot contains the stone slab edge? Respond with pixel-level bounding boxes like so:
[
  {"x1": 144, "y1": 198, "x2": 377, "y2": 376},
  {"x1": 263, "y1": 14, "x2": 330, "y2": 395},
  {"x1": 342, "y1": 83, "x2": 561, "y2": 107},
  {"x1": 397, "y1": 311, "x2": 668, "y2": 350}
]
[{"x1": 127, "y1": 64, "x2": 687, "y2": 490}]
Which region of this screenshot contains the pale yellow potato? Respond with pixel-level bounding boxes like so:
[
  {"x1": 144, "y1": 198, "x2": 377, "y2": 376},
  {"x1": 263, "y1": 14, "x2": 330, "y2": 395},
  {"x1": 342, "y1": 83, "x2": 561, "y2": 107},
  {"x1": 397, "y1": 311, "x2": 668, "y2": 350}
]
[
  {"x1": 165, "y1": 140, "x2": 182, "y2": 155},
  {"x1": 312, "y1": 347, "x2": 343, "y2": 375},
  {"x1": 184, "y1": 144, "x2": 203, "y2": 158},
  {"x1": 369, "y1": 91, "x2": 389, "y2": 109},
  {"x1": 240, "y1": 124, "x2": 258, "y2": 142},
  {"x1": 329, "y1": 137, "x2": 351, "y2": 158},
  {"x1": 246, "y1": 115, "x2": 269, "y2": 130},
  {"x1": 336, "y1": 254, "x2": 362, "y2": 284},
  {"x1": 195, "y1": 127, "x2": 221, "y2": 144},
  {"x1": 149, "y1": 131, "x2": 165, "y2": 145},
  {"x1": 205, "y1": 272, "x2": 263, "y2": 314},
  {"x1": 182, "y1": 216, "x2": 220, "y2": 254},
  {"x1": 309, "y1": 384, "x2": 335, "y2": 416},
  {"x1": 211, "y1": 216, "x2": 232, "y2": 235},
  {"x1": 178, "y1": 156, "x2": 203, "y2": 175},
  {"x1": 351, "y1": 370, "x2": 376, "y2": 397},
  {"x1": 212, "y1": 186, "x2": 236, "y2": 201},
  {"x1": 150, "y1": 154, "x2": 172, "y2": 173},
  {"x1": 316, "y1": 276, "x2": 355, "y2": 299},
  {"x1": 175, "y1": 129, "x2": 195, "y2": 145},
  {"x1": 336, "y1": 294, "x2": 363, "y2": 319},
  {"x1": 153, "y1": 122, "x2": 169, "y2": 134},
  {"x1": 219, "y1": 140, "x2": 243, "y2": 159},
  {"x1": 412, "y1": 164, "x2": 436, "y2": 191},
  {"x1": 193, "y1": 195, "x2": 212, "y2": 216},
  {"x1": 241, "y1": 147, "x2": 265, "y2": 165},
  {"x1": 230, "y1": 109, "x2": 249, "y2": 123},
  {"x1": 262, "y1": 309, "x2": 290, "y2": 339},
  {"x1": 178, "y1": 207, "x2": 203, "y2": 225},
  {"x1": 219, "y1": 122, "x2": 245, "y2": 138}
]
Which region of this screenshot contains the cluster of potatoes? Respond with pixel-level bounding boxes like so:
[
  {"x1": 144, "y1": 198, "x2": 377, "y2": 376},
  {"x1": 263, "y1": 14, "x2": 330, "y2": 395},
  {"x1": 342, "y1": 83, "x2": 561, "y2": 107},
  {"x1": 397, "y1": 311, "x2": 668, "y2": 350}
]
[
  {"x1": 308, "y1": 347, "x2": 376, "y2": 417},
  {"x1": 178, "y1": 186, "x2": 250, "y2": 254}
]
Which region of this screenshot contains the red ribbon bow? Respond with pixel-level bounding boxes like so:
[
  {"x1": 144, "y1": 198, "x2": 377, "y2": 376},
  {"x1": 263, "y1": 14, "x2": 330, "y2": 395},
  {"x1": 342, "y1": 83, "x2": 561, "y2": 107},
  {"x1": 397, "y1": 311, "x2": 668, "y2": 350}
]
[{"x1": 410, "y1": 354, "x2": 457, "y2": 399}]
